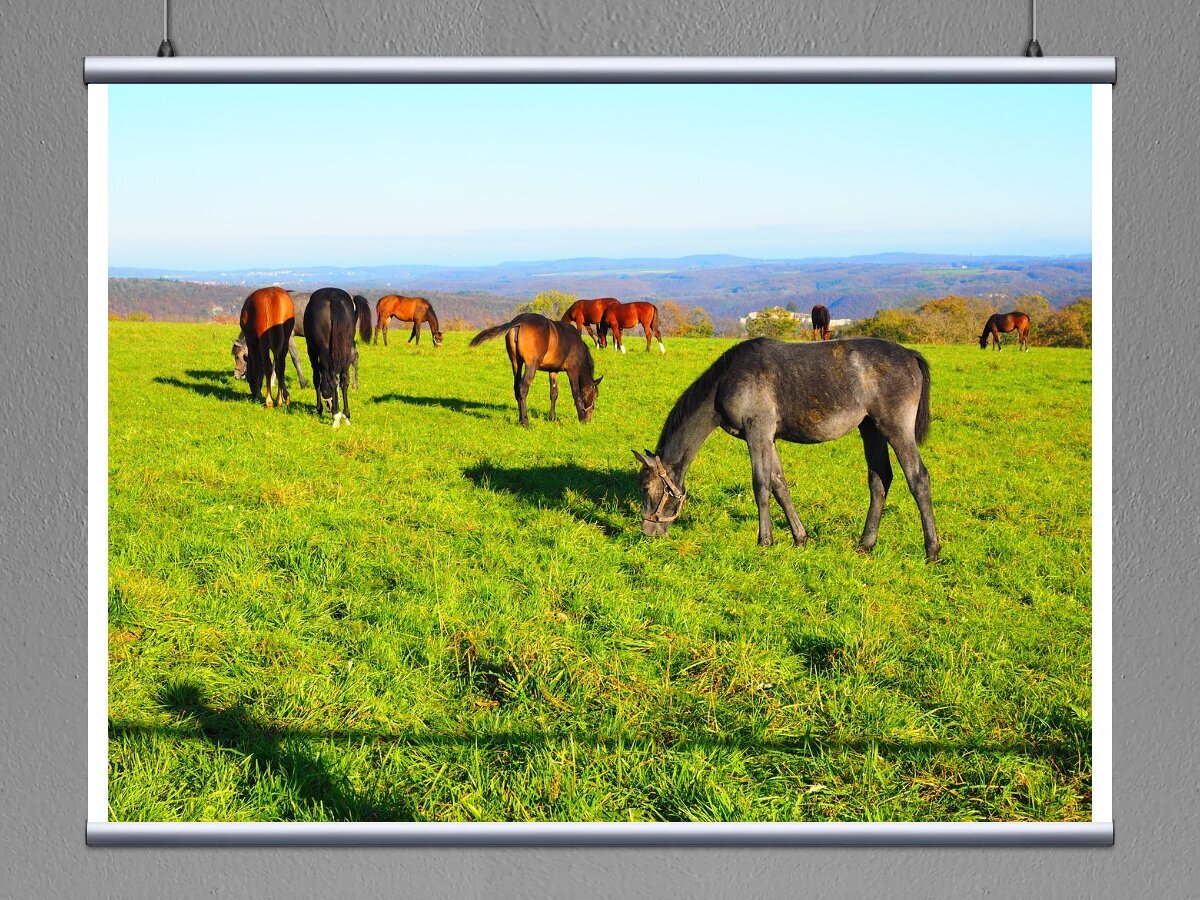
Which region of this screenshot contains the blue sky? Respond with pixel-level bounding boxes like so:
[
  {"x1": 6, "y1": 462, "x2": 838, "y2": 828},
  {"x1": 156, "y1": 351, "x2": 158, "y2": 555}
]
[{"x1": 108, "y1": 84, "x2": 1092, "y2": 269}]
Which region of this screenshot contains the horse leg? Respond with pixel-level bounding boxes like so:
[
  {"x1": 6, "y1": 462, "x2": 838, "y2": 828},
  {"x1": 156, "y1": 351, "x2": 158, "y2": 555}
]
[
  {"x1": 381, "y1": 319, "x2": 389, "y2": 346},
  {"x1": 653, "y1": 315, "x2": 665, "y2": 354},
  {"x1": 888, "y1": 432, "x2": 940, "y2": 562},
  {"x1": 548, "y1": 372, "x2": 558, "y2": 422},
  {"x1": 857, "y1": 419, "x2": 893, "y2": 553},
  {"x1": 767, "y1": 443, "x2": 806, "y2": 546},
  {"x1": 246, "y1": 339, "x2": 264, "y2": 403},
  {"x1": 615, "y1": 324, "x2": 626, "y2": 354},
  {"x1": 287, "y1": 336, "x2": 307, "y2": 390},
  {"x1": 644, "y1": 321, "x2": 653, "y2": 352},
  {"x1": 274, "y1": 342, "x2": 289, "y2": 406},
  {"x1": 258, "y1": 342, "x2": 275, "y2": 408},
  {"x1": 333, "y1": 369, "x2": 350, "y2": 427},
  {"x1": 408, "y1": 321, "x2": 419, "y2": 345},
  {"x1": 747, "y1": 428, "x2": 778, "y2": 546}
]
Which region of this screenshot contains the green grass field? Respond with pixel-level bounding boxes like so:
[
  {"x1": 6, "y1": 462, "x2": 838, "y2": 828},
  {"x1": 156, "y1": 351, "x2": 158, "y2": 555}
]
[{"x1": 107, "y1": 322, "x2": 1092, "y2": 823}]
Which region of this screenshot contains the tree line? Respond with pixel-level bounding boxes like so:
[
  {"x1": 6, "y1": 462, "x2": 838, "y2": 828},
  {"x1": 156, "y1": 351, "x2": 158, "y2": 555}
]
[{"x1": 841, "y1": 294, "x2": 1092, "y2": 348}]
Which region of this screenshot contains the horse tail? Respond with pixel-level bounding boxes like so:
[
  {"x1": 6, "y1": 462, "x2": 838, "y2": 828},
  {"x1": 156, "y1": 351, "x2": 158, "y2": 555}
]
[
  {"x1": 470, "y1": 318, "x2": 519, "y2": 347},
  {"x1": 353, "y1": 296, "x2": 373, "y2": 343},
  {"x1": 330, "y1": 300, "x2": 356, "y2": 377},
  {"x1": 914, "y1": 351, "x2": 932, "y2": 445}
]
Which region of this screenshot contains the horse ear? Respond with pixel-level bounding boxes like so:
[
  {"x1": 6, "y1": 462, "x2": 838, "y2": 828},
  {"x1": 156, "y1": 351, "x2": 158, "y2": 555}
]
[
  {"x1": 594, "y1": 375, "x2": 603, "y2": 388},
  {"x1": 632, "y1": 449, "x2": 652, "y2": 467}
]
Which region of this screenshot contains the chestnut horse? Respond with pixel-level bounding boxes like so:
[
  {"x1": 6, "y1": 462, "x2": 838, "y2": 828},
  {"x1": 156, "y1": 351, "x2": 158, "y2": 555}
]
[
  {"x1": 374, "y1": 295, "x2": 442, "y2": 347},
  {"x1": 598, "y1": 301, "x2": 665, "y2": 354},
  {"x1": 238, "y1": 286, "x2": 297, "y2": 407},
  {"x1": 980, "y1": 311, "x2": 1031, "y2": 351},
  {"x1": 561, "y1": 297, "x2": 621, "y2": 348},
  {"x1": 811, "y1": 304, "x2": 832, "y2": 340},
  {"x1": 469, "y1": 313, "x2": 603, "y2": 426}
]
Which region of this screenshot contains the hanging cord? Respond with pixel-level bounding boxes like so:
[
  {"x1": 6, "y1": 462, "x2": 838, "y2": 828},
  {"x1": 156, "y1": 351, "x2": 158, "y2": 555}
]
[
  {"x1": 1025, "y1": 0, "x2": 1043, "y2": 57},
  {"x1": 157, "y1": 0, "x2": 176, "y2": 57}
]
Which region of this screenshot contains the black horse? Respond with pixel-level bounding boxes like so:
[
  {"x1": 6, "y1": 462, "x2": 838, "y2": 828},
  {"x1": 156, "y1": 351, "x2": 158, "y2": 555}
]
[
  {"x1": 811, "y1": 304, "x2": 832, "y2": 340},
  {"x1": 634, "y1": 337, "x2": 940, "y2": 561},
  {"x1": 303, "y1": 288, "x2": 365, "y2": 427}
]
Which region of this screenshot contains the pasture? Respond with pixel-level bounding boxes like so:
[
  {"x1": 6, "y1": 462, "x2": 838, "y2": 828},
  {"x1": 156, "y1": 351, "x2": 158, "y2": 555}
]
[{"x1": 107, "y1": 322, "x2": 1092, "y2": 822}]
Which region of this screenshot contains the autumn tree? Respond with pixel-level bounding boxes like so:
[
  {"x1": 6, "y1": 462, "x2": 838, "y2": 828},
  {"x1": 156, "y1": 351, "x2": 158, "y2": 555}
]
[
  {"x1": 658, "y1": 300, "x2": 715, "y2": 337},
  {"x1": 1038, "y1": 297, "x2": 1092, "y2": 348},
  {"x1": 515, "y1": 290, "x2": 577, "y2": 319},
  {"x1": 745, "y1": 306, "x2": 801, "y2": 340}
]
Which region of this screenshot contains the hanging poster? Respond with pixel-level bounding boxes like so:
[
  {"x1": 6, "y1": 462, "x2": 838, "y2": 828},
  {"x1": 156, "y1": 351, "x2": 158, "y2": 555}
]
[{"x1": 87, "y1": 58, "x2": 1113, "y2": 844}]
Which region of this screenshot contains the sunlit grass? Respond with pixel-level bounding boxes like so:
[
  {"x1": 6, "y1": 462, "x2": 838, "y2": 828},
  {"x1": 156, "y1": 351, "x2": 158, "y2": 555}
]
[{"x1": 108, "y1": 322, "x2": 1092, "y2": 822}]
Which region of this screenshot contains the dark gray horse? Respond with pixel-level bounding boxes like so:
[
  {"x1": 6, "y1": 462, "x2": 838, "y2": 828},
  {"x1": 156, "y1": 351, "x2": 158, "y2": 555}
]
[
  {"x1": 303, "y1": 288, "x2": 361, "y2": 427},
  {"x1": 233, "y1": 302, "x2": 367, "y2": 391},
  {"x1": 634, "y1": 337, "x2": 940, "y2": 561}
]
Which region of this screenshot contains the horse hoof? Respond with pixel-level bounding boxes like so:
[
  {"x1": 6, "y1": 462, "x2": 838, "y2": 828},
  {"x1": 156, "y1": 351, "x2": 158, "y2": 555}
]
[
  {"x1": 925, "y1": 545, "x2": 942, "y2": 564},
  {"x1": 794, "y1": 535, "x2": 808, "y2": 548}
]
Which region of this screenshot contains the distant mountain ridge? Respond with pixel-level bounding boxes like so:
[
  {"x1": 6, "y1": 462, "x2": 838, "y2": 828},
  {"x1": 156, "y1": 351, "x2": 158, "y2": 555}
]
[{"x1": 110, "y1": 252, "x2": 1092, "y2": 324}]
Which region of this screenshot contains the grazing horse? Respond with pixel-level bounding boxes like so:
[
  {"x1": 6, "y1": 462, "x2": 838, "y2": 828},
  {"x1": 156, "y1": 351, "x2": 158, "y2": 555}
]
[
  {"x1": 811, "y1": 304, "x2": 832, "y2": 340},
  {"x1": 238, "y1": 287, "x2": 297, "y2": 407},
  {"x1": 374, "y1": 295, "x2": 442, "y2": 347},
  {"x1": 634, "y1": 337, "x2": 940, "y2": 561},
  {"x1": 599, "y1": 301, "x2": 665, "y2": 354},
  {"x1": 561, "y1": 297, "x2": 621, "y2": 348},
  {"x1": 979, "y1": 311, "x2": 1031, "y2": 351},
  {"x1": 232, "y1": 333, "x2": 307, "y2": 390},
  {"x1": 469, "y1": 313, "x2": 603, "y2": 426},
  {"x1": 303, "y1": 288, "x2": 358, "y2": 427}
]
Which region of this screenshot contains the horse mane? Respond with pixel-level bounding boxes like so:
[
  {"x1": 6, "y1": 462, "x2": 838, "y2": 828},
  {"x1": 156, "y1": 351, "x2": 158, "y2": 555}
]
[
  {"x1": 425, "y1": 302, "x2": 440, "y2": 333},
  {"x1": 980, "y1": 314, "x2": 997, "y2": 344},
  {"x1": 656, "y1": 345, "x2": 734, "y2": 452}
]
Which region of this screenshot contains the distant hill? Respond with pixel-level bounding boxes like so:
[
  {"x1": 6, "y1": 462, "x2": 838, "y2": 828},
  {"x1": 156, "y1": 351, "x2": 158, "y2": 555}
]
[{"x1": 110, "y1": 253, "x2": 1091, "y2": 324}]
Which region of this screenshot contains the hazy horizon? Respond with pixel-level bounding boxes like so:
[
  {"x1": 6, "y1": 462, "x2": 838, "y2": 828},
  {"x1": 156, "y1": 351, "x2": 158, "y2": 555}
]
[
  {"x1": 111, "y1": 247, "x2": 1091, "y2": 277},
  {"x1": 109, "y1": 84, "x2": 1093, "y2": 269}
]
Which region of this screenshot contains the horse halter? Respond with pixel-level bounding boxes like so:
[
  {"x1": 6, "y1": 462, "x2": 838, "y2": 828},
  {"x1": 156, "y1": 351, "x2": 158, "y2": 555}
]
[{"x1": 644, "y1": 463, "x2": 687, "y2": 525}]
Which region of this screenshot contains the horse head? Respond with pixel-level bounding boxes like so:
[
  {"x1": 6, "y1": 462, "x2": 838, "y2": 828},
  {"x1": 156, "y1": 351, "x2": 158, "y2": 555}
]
[
  {"x1": 432, "y1": 331, "x2": 443, "y2": 348},
  {"x1": 633, "y1": 449, "x2": 686, "y2": 537},
  {"x1": 575, "y1": 374, "x2": 602, "y2": 423},
  {"x1": 231, "y1": 336, "x2": 249, "y2": 379}
]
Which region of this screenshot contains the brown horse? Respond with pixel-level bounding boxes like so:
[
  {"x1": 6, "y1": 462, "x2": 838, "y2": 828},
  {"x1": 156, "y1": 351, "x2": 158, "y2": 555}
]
[
  {"x1": 980, "y1": 311, "x2": 1031, "y2": 351},
  {"x1": 238, "y1": 286, "x2": 296, "y2": 407},
  {"x1": 374, "y1": 295, "x2": 442, "y2": 347},
  {"x1": 599, "y1": 301, "x2": 664, "y2": 354},
  {"x1": 811, "y1": 304, "x2": 832, "y2": 340},
  {"x1": 561, "y1": 297, "x2": 621, "y2": 348},
  {"x1": 469, "y1": 313, "x2": 603, "y2": 426}
]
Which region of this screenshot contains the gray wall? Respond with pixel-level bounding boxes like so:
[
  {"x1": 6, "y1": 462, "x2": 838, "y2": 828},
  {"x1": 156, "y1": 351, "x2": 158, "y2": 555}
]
[{"x1": 1, "y1": 0, "x2": 1195, "y2": 896}]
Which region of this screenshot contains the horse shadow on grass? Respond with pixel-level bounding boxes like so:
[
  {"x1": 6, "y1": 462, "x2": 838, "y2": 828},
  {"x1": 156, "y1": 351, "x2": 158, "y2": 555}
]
[
  {"x1": 153, "y1": 374, "x2": 245, "y2": 403},
  {"x1": 463, "y1": 461, "x2": 640, "y2": 536},
  {"x1": 370, "y1": 393, "x2": 509, "y2": 420},
  {"x1": 108, "y1": 679, "x2": 1091, "y2": 821}
]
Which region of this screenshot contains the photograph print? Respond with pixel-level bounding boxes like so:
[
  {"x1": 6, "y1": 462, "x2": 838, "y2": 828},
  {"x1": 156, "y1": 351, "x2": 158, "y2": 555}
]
[{"x1": 97, "y1": 82, "x2": 1103, "y2": 827}]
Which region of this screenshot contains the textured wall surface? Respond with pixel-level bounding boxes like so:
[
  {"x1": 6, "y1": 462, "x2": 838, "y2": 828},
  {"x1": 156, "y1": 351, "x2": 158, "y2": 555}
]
[{"x1": 1, "y1": 1, "x2": 1196, "y2": 896}]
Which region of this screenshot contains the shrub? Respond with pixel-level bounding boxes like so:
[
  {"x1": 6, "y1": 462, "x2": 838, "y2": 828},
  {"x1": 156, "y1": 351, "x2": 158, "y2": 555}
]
[
  {"x1": 514, "y1": 290, "x2": 577, "y2": 319},
  {"x1": 745, "y1": 307, "x2": 801, "y2": 340}
]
